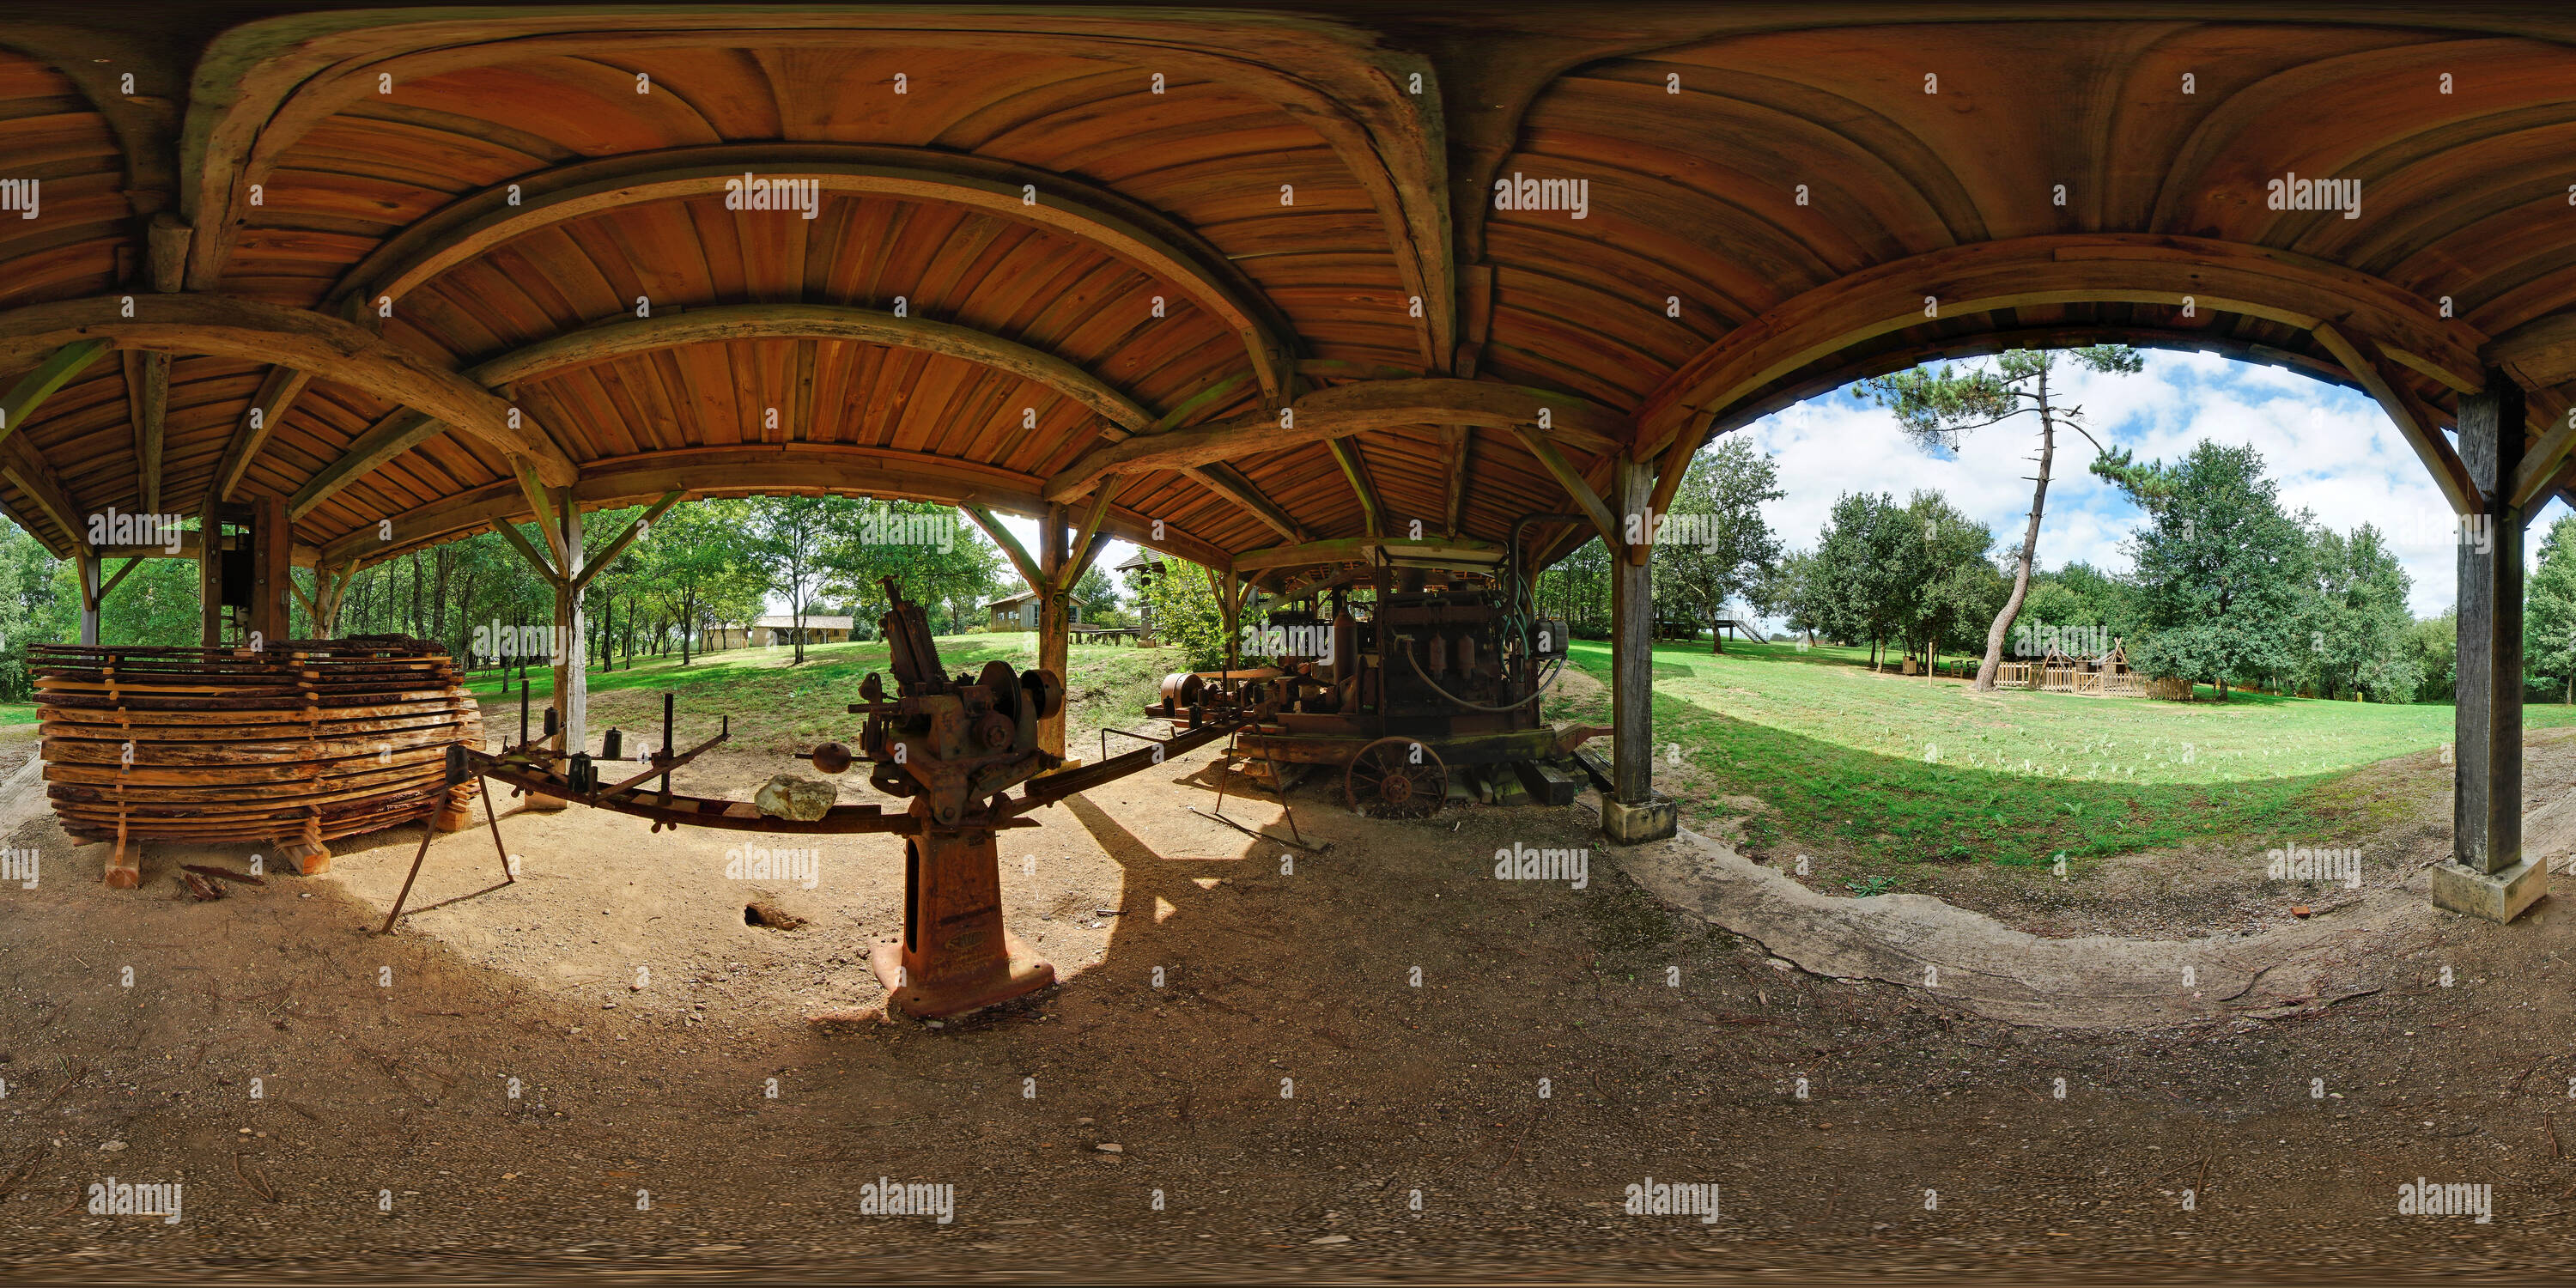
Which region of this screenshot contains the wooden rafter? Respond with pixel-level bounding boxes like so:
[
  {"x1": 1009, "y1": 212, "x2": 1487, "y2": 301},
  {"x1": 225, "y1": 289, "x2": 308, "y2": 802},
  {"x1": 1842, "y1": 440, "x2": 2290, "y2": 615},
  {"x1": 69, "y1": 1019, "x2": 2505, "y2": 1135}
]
[
  {"x1": 964, "y1": 506, "x2": 1044, "y2": 592},
  {"x1": 121, "y1": 349, "x2": 169, "y2": 513},
  {"x1": 1182, "y1": 464, "x2": 1307, "y2": 544},
  {"x1": 0, "y1": 293, "x2": 575, "y2": 485},
  {"x1": 0, "y1": 338, "x2": 110, "y2": 442},
  {"x1": 1044, "y1": 377, "x2": 1626, "y2": 503},
  {"x1": 327, "y1": 145, "x2": 1297, "y2": 402},
  {"x1": 1326, "y1": 439, "x2": 1384, "y2": 538},
  {"x1": 210, "y1": 363, "x2": 311, "y2": 505}
]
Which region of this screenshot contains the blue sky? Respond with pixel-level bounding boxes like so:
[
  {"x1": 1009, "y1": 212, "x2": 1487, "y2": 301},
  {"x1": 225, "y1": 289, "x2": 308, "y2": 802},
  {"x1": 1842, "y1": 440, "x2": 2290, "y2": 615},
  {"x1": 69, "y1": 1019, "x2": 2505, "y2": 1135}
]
[{"x1": 1735, "y1": 349, "x2": 2556, "y2": 623}]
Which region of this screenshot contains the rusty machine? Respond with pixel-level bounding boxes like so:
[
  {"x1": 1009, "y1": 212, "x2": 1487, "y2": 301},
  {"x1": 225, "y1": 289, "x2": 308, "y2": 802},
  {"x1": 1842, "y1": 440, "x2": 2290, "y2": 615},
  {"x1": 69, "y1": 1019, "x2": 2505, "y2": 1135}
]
[
  {"x1": 1151, "y1": 547, "x2": 1607, "y2": 817},
  {"x1": 441, "y1": 579, "x2": 1242, "y2": 1018}
]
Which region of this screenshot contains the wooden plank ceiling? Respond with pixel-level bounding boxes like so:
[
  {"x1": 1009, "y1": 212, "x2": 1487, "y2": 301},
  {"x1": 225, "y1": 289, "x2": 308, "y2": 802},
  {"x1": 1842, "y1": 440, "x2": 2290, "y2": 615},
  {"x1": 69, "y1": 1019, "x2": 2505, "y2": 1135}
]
[{"x1": 0, "y1": 6, "x2": 2572, "y2": 586}]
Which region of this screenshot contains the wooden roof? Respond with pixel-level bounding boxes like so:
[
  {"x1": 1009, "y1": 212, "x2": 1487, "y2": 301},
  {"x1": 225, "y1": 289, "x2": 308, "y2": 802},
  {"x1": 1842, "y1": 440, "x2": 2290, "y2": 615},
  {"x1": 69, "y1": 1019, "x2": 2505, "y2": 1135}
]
[{"x1": 3, "y1": 4, "x2": 2575, "y2": 587}]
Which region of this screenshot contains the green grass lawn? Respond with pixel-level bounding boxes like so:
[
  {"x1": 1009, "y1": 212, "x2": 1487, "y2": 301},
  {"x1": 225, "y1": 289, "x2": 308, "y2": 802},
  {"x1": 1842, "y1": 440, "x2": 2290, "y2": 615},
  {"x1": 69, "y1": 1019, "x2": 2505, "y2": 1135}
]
[
  {"x1": 0, "y1": 703, "x2": 34, "y2": 726},
  {"x1": 1547, "y1": 638, "x2": 2576, "y2": 872}
]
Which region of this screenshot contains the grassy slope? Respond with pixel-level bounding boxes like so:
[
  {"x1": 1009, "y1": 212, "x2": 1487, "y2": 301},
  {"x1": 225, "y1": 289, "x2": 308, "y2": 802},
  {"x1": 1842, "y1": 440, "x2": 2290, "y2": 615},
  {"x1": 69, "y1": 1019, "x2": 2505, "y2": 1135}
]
[
  {"x1": 1546, "y1": 638, "x2": 2576, "y2": 872},
  {"x1": 463, "y1": 632, "x2": 1180, "y2": 759}
]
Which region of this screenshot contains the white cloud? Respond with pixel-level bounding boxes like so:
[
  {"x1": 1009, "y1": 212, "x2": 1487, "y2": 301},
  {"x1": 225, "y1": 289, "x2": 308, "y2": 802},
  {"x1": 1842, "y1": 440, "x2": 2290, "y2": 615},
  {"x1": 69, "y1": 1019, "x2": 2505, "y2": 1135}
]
[{"x1": 1734, "y1": 349, "x2": 2531, "y2": 621}]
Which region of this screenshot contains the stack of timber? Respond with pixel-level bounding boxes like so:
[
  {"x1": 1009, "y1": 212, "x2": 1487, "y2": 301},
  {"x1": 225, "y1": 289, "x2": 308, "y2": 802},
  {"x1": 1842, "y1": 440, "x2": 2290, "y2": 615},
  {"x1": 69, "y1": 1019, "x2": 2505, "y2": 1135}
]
[{"x1": 33, "y1": 638, "x2": 483, "y2": 888}]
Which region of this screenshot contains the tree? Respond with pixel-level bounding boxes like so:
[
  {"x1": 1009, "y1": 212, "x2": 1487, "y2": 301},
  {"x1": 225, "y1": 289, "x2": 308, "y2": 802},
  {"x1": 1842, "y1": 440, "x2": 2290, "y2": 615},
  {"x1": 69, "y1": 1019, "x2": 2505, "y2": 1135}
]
[
  {"x1": 2403, "y1": 609, "x2": 2457, "y2": 702},
  {"x1": 1856, "y1": 344, "x2": 2143, "y2": 690},
  {"x1": 2525, "y1": 515, "x2": 2576, "y2": 702},
  {"x1": 1656, "y1": 438, "x2": 1783, "y2": 653},
  {"x1": 1899, "y1": 493, "x2": 2002, "y2": 670},
  {"x1": 1806, "y1": 491, "x2": 1915, "y2": 667},
  {"x1": 634, "y1": 498, "x2": 764, "y2": 665},
  {"x1": 1068, "y1": 565, "x2": 1120, "y2": 623},
  {"x1": 2093, "y1": 440, "x2": 2309, "y2": 701},
  {"x1": 1136, "y1": 557, "x2": 1231, "y2": 669},
  {"x1": 826, "y1": 501, "x2": 1004, "y2": 637},
  {"x1": 2301, "y1": 522, "x2": 2419, "y2": 702},
  {"x1": 747, "y1": 495, "x2": 860, "y2": 665}
]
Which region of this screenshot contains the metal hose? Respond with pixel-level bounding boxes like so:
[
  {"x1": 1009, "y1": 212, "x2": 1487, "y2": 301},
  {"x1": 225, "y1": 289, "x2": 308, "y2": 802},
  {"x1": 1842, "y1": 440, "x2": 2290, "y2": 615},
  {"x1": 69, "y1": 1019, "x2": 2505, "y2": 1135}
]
[{"x1": 1400, "y1": 636, "x2": 1566, "y2": 713}]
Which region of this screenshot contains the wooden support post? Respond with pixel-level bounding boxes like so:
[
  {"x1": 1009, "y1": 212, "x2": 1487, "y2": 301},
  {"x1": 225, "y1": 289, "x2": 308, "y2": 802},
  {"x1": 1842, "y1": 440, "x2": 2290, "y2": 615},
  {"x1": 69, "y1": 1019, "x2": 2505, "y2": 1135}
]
[
  {"x1": 1036, "y1": 502, "x2": 1070, "y2": 760},
  {"x1": 552, "y1": 495, "x2": 587, "y2": 758},
  {"x1": 247, "y1": 493, "x2": 290, "y2": 649},
  {"x1": 2436, "y1": 369, "x2": 2543, "y2": 921},
  {"x1": 198, "y1": 492, "x2": 224, "y2": 647},
  {"x1": 1602, "y1": 453, "x2": 1674, "y2": 844},
  {"x1": 76, "y1": 550, "x2": 100, "y2": 645}
]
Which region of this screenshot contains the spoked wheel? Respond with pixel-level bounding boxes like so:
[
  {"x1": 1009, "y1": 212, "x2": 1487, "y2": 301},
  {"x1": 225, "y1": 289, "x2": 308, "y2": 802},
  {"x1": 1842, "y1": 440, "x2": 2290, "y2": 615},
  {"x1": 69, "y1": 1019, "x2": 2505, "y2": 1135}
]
[{"x1": 1345, "y1": 736, "x2": 1448, "y2": 819}]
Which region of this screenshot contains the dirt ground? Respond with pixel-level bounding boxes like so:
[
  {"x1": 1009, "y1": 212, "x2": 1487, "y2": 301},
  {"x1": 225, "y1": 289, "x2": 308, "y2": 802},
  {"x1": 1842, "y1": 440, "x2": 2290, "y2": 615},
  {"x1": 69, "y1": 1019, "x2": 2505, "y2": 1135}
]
[{"x1": 6, "y1": 714, "x2": 2576, "y2": 1282}]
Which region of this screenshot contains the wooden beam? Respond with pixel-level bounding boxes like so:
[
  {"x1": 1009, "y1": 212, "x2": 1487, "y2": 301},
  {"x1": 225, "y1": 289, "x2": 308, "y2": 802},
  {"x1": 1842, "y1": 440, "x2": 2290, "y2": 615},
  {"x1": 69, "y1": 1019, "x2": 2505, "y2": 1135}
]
[
  {"x1": 1060, "y1": 485, "x2": 1117, "y2": 592},
  {"x1": 571, "y1": 490, "x2": 683, "y2": 589},
  {"x1": 1442, "y1": 425, "x2": 1471, "y2": 537},
  {"x1": 478, "y1": 303, "x2": 1154, "y2": 434},
  {"x1": 1234, "y1": 535, "x2": 1504, "y2": 573},
  {"x1": 1, "y1": 434, "x2": 87, "y2": 552},
  {"x1": 0, "y1": 338, "x2": 110, "y2": 443},
  {"x1": 123, "y1": 349, "x2": 169, "y2": 513},
  {"x1": 965, "y1": 505, "x2": 1044, "y2": 592},
  {"x1": 513, "y1": 456, "x2": 566, "y2": 572},
  {"x1": 1182, "y1": 464, "x2": 1307, "y2": 543},
  {"x1": 1511, "y1": 424, "x2": 1619, "y2": 548},
  {"x1": 1326, "y1": 439, "x2": 1384, "y2": 538},
  {"x1": 1631, "y1": 234, "x2": 2489, "y2": 489},
  {"x1": 489, "y1": 516, "x2": 561, "y2": 587},
  {"x1": 0, "y1": 293, "x2": 576, "y2": 485},
  {"x1": 318, "y1": 446, "x2": 1232, "y2": 572},
  {"x1": 96, "y1": 556, "x2": 143, "y2": 604},
  {"x1": 2312, "y1": 323, "x2": 2478, "y2": 515},
  {"x1": 289, "y1": 408, "x2": 435, "y2": 519},
  {"x1": 1045, "y1": 377, "x2": 1626, "y2": 503},
  {"x1": 326, "y1": 144, "x2": 1297, "y2": 402},
  {"x1": 209, "y1": 364, "x2": 312, "y2": 504}
]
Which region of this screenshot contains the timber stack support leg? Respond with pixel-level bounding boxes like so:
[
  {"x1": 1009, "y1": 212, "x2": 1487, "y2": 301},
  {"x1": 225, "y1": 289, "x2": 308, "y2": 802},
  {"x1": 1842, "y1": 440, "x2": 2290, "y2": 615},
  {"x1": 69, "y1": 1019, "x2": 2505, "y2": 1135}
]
[
  {"x1": 104, "y1": 815, "x2": 138, "y2": 889},
  {"x1": 2436, "y1": 368, "x2": 2544, "y2": 922},
  {"x1": 1601, "y1": 453, "x2": 1676, "y2": 845},
  {"x1": 276, "y1": 812, "x2": 331, "y2": 877}
]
